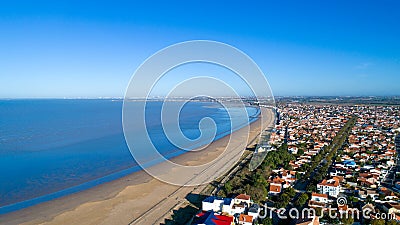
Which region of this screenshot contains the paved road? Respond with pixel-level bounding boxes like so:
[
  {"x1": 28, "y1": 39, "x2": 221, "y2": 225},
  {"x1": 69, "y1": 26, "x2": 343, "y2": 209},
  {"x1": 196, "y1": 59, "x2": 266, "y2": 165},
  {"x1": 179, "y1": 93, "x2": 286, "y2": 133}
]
[{"x1": 129, "y1": 108, "x2": 275, "y2": 225}]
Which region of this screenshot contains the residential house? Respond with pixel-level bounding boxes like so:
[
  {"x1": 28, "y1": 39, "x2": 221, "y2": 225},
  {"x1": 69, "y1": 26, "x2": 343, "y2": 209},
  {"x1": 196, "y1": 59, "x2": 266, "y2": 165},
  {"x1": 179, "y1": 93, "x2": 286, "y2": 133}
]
[
  {"x1": 308, "y1": 193, "x2": 328, "y2": 209},
  {"x1": 202, "y1": 196, "x2": 233, "y2": 214},
  {"x1": 232, "y1": 203, "x2": 247, "y2": 215},
  {"x1": 383, "y1": 203, "x2": 400, "y2": 215},
  {"x1": 269, "y1": 183, "x2": 282, "y2": 195},
  {"x1": 248, "y1": 204, "x2": 260, "y2": 220},
  {"x1": 317, "y1": 177, "x2": 341, "y2": 198},
  {"x1": 293, "y1": 216, "x2": 320, "y2": 225},
  {"x1": 234, "y1": 194, "x2": 251, "y2": 205},
  {"x1": 238, "y1": 214, "x2": 253, "y2": 225},
  {"x1": 193, "y1": 211, "x2": 234, "y2": 225}
]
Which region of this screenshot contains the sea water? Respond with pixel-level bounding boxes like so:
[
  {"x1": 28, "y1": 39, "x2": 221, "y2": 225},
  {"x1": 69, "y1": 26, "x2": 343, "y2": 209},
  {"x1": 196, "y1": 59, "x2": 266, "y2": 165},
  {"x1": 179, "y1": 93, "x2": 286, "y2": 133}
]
[{"x1": 0, "y1": 99, "x2": 259, "y2": 213}]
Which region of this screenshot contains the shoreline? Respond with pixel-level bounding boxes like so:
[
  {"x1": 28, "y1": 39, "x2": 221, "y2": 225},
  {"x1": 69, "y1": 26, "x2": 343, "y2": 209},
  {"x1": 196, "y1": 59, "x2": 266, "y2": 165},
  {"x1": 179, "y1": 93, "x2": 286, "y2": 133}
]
[
  {"x1": 0, "y1": 105, "x2": 261, "y2": 214},
  {"x1": 0, "y1": 108, "x2": 274, "y2": 225}
]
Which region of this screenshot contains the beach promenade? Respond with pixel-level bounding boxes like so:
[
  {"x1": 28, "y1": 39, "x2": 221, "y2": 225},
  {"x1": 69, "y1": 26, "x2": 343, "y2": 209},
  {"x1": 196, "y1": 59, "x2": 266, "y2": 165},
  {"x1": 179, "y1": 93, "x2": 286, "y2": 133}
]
[{"x1": 0, "y1": 108, "x2": 275, "y2": 225}]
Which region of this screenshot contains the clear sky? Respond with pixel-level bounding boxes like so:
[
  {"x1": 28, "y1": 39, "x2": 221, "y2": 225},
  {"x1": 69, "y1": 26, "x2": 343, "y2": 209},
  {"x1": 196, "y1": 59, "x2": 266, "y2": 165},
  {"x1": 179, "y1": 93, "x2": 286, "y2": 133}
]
[{"x1": 0, "y1": 0, "x2": 399, "y2": 98}]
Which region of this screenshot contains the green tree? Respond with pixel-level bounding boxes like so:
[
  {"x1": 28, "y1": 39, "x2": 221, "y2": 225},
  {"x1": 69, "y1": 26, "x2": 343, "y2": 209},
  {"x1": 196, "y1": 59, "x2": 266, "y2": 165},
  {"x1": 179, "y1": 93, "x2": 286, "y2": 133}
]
[
  {"x1": 386, "y1": 220, "x2": 399, "y2": 225},
  {"x1": 323, "y1": 214, "x2": 340, "y2": 225},
  {"x1": 244, "y1": 184, "x2": 267, "y2": 203},
  {"x1": 279, "y1": 193, "x2": 290, "y2": 202},
  {"x1": 315, "y1": 207, "x2": 323, "y2": 217},
  {"x1": 366, "y1": 195, "x2": 374, "y2": 204},
  {"x1": 295, "y1": 193, "x2": 309, "y2": 207},
  {"x1": 278, "y1": 143, "x2": 288, "y2": 151},
  {"x1": 371, "y1": 219, "x2": 386, "y2": 225},
  {"x1": 284, "y1": 187, "x2": 296, "y2": 198},
  {"x1": 260, "y1": 217, "x2": 273, "y2": 225},
  {"x1": 306, "y1": 185, "x2": 316, "y2": 193},
  {"x1": 275, "y1": 193, "x2": 290, "y2": 208},
  {"x1": 341, "y1": 216, "x2": 354, "y2": 225},
  {"x1": 224, "y1": 181, "x2": 232, "y2": 195}
]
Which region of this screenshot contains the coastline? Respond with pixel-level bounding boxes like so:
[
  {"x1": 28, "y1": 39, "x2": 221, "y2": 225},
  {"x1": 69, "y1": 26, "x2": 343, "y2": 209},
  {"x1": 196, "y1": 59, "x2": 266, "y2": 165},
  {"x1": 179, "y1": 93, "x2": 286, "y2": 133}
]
[{"x1": 0, "y1": 107, "x2": 274, "y2": 225}]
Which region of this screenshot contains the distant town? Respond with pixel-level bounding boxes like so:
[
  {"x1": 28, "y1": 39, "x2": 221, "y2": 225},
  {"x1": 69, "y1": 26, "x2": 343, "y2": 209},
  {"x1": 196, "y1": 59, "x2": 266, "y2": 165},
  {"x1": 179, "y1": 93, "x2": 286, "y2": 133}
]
[{"x1": 181, "y1": 97, "x2": 400, "y2": 225}]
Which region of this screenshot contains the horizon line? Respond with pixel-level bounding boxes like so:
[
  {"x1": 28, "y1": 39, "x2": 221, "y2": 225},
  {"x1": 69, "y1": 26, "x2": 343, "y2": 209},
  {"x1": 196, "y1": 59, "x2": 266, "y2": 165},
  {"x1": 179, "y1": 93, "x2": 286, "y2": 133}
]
[{"x1": 1, "y1": 95, "x2": 400, "y2": 100}]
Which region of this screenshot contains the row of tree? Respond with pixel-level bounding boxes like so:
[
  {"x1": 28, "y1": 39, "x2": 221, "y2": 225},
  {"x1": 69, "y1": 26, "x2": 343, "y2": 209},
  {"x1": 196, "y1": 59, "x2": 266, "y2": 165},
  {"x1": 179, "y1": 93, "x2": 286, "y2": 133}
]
[
  {"x1": 305, "y1": 116, "x2": 358, "y2": 192},
  {"x1": 220, "y1": 143, "x2": 295, "y2": 203}
]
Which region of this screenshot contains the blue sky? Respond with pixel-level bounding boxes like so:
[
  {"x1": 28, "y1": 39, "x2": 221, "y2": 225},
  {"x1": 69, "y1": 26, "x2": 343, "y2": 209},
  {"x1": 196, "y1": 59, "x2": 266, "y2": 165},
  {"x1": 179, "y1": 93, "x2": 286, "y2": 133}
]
[{"x1": 0, "y1": 0, "x2": 399, "y2": 97}]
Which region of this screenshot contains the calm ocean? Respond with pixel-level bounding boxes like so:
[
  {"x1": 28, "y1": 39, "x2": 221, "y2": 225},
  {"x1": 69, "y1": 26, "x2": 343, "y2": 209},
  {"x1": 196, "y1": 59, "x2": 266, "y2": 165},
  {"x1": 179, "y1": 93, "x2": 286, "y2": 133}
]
[{"x1": 0, "y1": 99, "x2": 259, "y2": 214}]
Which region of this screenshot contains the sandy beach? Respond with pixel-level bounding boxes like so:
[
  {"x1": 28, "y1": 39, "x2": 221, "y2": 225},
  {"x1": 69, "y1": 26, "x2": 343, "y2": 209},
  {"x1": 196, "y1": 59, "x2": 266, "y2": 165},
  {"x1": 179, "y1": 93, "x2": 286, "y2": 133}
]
[{"x1": 0, "y1": 108, "x2": 275, "y2": 225}]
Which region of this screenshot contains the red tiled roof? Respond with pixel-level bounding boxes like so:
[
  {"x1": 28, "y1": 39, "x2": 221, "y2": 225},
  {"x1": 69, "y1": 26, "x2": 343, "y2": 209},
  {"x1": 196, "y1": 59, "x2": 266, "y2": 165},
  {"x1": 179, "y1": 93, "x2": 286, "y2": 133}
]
[
  {"x1": 212, "y1": 215, "x2": 234, "y2": 225},
  {"x1": 308, "y1": 200, "x2": 326, "y2": 208},
  {"x1": 269, "y1": 184, "x2": 281, "y2": 193},
  {"x1": 318, "y1": 177, "x2": 339, "y2": 187},
  {"x1": 312, "y1": 193, "x2": 328, "y2": 199},
  {"x1": 239, "y1": 214, "x2": 253, "y2": 222},
  {"x1": 235, "y1": 194, "x2": 250, "y2": 201},
  {"x1": 194, "y1": 211, "x2": 233, "y2": 225},
  {"x1": 272, "y1": 177, "x2": 285, "y2": 184}
]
